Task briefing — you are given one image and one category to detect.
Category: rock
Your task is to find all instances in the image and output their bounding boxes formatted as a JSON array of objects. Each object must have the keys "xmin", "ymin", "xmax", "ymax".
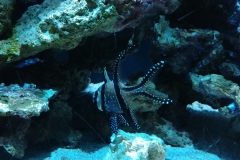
[
  {"xmin": 189, "ymin": 73, "xmax": 240, "ymax": 106},
  {"xmin": 113, "ymin": 0, "xmax": 180, "ymax": 29},
  {"xmin": 0, "ymin": 119, "xmax": 30, "ymax": 158},
  {"xmin": 0, "ymin": 0, "xmax": 15, "ymax": 36},
  {"xmin": 232, "ymin": 116, "xmax": 240, "ymax": 133},
  {"xmin": 0, "ymin": 0, "xmax": 181, "ymax": 65},
  {"xmin": 110, "ymin": 130, "xmax": 165, "ymax": 160},
  {"xmin": 0, "ymin": 83, "xmax": 56, "ymax": 118},
  {"xmin": 219, "ymin": 62, "xmax": 240, "ymax": 77},
  {"xmin": 154, "ymin": 119, "xmax": 192, "ymax": 147},
  {"xmin": 47, "ymin": 101, "xmax": 82, "ymax": 148},
  {"xmin": 186, "ymin": 101, "xmax": 220, "ymax": 117},
  {"xmin": 189, "ymin": 73, "xmax": 240, "ymax": 118},
  {"xmin": 218, "ymin": 102, "xmax": 240, "ymax": 118},
  {"xmin": 187, "ymin": 100, "xmax": 240, "ymax": 120},
  {"xmin": 0, "ymin": 0, "xmax": 119, "ymax": 64},
  {"xmin": 153, "ymin": 16, "xmax": 223, "ymax": 74}
]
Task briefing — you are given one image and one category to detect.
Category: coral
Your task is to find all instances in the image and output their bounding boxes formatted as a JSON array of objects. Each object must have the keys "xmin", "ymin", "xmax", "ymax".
[{"xmin": 0, "ymin": 83, "xmax": 56, "ymax": 118}]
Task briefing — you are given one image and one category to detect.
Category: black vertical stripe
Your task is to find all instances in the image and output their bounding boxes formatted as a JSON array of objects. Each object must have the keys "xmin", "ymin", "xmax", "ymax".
[
  {"xmin": 101, "ymin": 83, "xmax": 106, "ymax": 112},
  {"xmin": 93, "ymin": 91, "xmax": 98, "ymax": 106},
  {"xmin": 113, "ymin": 81, "xmax": 131, "ymax": 120}
]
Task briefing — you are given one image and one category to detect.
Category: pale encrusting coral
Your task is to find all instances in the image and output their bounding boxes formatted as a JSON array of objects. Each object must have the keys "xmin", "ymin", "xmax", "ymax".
[{"xmin": 0, "ymin": 83, "xmax": 55, "ymax": 118}]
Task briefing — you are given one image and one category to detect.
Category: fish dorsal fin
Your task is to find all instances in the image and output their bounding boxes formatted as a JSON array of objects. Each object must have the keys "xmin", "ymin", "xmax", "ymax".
[{"xmin": 103, "ymin": 67, "xmax": 111, "ymax": 83}]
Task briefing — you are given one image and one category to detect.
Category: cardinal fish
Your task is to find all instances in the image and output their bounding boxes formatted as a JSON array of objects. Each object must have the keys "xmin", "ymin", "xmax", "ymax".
[{"xmin": 93, "ymin": 50, "xmax": 172, "ymax": 134}]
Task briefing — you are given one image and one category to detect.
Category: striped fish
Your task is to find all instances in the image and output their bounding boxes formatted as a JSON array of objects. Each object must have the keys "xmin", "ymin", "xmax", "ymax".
[{"xmin": 93, "ymin": 50, "xmax": 172, "ymax": 134}]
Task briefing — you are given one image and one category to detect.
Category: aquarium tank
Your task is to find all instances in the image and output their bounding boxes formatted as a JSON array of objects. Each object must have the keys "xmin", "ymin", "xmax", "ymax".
[{"xmin": 0, "ymin": 0, "xmax": 240, "ymax": 159}]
